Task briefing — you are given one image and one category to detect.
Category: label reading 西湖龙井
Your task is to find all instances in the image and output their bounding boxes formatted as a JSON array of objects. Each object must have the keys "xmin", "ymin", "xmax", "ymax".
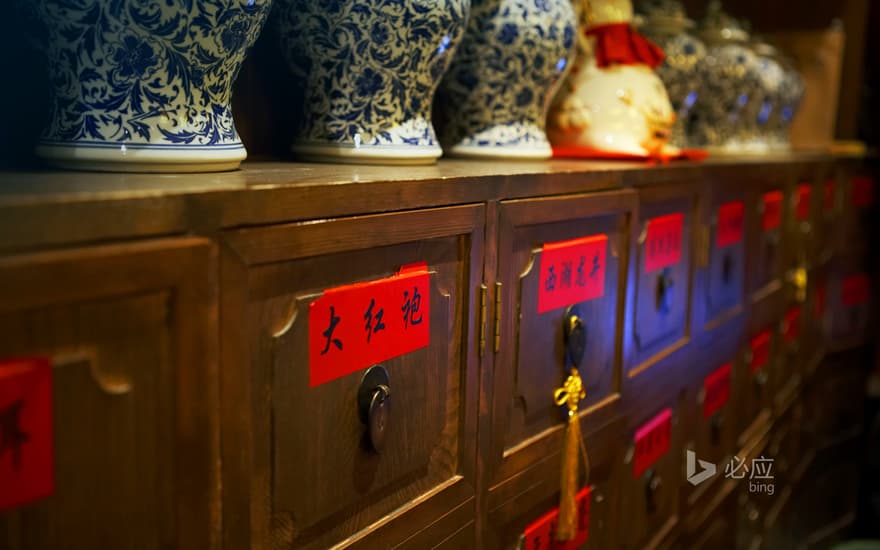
[
  {"xmin": 538, "ymin": 234, "xmax": 607, "ymax": 314},
  {"xmin": 308, "ymin": 263, "xmax": 430, "ymax": 387}
]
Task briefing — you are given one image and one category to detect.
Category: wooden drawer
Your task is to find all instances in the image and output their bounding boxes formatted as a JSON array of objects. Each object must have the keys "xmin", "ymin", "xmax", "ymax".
[
  {"xmin": 803, "ymin": 356, "xmax": 867, "ymax": 449},
  {"xmin": 738, "ymin": 301, "xmax": 781, "ymax": 442},
  {"xmin": 839, "ymin": 172, "xmax": 875, "ymax": 256},
  {"xmin": 828, "ymin": 257, "xmax": 872, "ymax": 349},
  {"xmin": 219, "ymin": 205, "xmax": 484, "ymax": 549},
  {"xmin": 699, "ymin": 186, "xmax": 746, "ymax": 332},
  {"xmin": 682, "ymin": 489, "xmax": 737, "ymax": 550},
  {"xmin": 629, "ymin": 186, "xmax": 695, "ymax": 373},
  {"xmin": 486, "ymin": 191, "xmax": 633, "ymax": 496},
  {"xmin": 747, "ymin": 185, "xmax": 786, "ymax": 300},
  {"xmin": 493, "ymin": 420, "xmax": 625, "ymax": 550},
  {"xmin": 687, "ymin": 364, "xmax": 736, "ymax": 509},
  {"xmin": 0, "ymin": 239, "xmax": 219, "ymax": 549},
  {"xmin": 816, "ymin": 177, "xmax": 839, "ymax": 262},
  {"xmin": 787, "ymin": 180, "xmax": 816, "ymax": 270},
  {"xmin": 619, "ymin": 403, "xmax": 683, "ymax": 549}
]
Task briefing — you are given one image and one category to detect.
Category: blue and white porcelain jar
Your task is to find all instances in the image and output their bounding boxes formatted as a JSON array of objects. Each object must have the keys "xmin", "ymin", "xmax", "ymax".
[
  {"xmin": 277, "ymin": 0, "xmax": 469, "ymax": 165},
  {"xmin": 34, "ymin": 0, "xmax": 272, "ymax": 172},
  {"xmin": 435, "ymin": 0, "xmax": 576, "ymax": 159}
]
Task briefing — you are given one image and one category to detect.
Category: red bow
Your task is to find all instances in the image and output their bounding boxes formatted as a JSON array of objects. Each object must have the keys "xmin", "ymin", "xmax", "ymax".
[{"xmin": 585, "ymin": 23, "xmax": 665, "ymax": 69}]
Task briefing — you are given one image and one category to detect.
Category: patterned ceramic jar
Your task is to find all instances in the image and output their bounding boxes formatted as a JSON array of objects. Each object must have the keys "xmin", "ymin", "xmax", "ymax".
[
  {"xmin": 770, "ymin": 55, "xmax": 804, "ymax": 150},
  {"xmin": 34, "ymin": 0, "xmax": 272, "ymax": 172},
  {"xmin": 435, "ymin": 0, "xmax": 576, "ymax": 159},
  {"xmin": 277, "ymin": 0, "xmax": 469, "ymax": 165},
  {"xmin": 689, "ymin": 1, "xmax": 761, "ymax": 151},
  {"xmin": 637, "ymin": 0, "xmax": 706, "ymax": 149},
  {"xmin": 746, "ymin": 41, "xmax": 786, "ymax": 152}
]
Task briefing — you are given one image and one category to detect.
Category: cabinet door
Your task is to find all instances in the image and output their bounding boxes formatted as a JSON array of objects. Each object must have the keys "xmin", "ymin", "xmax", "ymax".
[
  {"xmin": 484, "ymin": 190, "xmax": 634, "ymax": 547},
  {"xmin": 698, "ymin": 184, "xmax": 746, "ymax": 333},
  {"xmin": 0, "ymin": 239, "xmax": 219, "ymax": 550},
  {"xmin": 220, "ymin": 205, "xmax": 484, "ymax": 549},
  {"xmin": 629, "ymin": 185, "xmax": 696, "ymax": 374},
  {"xmin": 747, "ymin": 185, "xmax": 786, "ymax": 300}
]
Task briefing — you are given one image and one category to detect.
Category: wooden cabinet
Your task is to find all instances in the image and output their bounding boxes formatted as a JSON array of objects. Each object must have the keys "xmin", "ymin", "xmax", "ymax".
[
  {"xmin": 218, "ymin": 205, "xmax": 484, "ymax": 549},
  {"xmin": 0, "ymin": 239, "xmax": 219, "ymax": 550},
  {"xmin": 484, "ymin": 190, "xmax": 633, "ymax": 547},
  {"xmin": 0, "ymin": 154, "xmax": 873, "ymax": 549}
]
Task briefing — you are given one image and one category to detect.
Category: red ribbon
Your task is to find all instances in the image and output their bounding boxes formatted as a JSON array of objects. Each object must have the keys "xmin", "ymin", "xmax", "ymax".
[{"xmin": 585, "ymin": 23, "xmax": 665, "ymax": 69}]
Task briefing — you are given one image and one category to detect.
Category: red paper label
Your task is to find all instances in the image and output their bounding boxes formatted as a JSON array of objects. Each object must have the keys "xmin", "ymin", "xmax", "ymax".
[
  {"xmin": 823, "ymin": 180, "xmax": 836, "ymax": 213},
  {"xmin": 703, "ymin": 363, "xmax": 731, "ymax": 418},
  {"xmin": 852, "ymin": 176, "xmax": 875, "ymax": 208},
  {"xmin": 750, "ymin": 330, "xmax": 771, "ymax": 373},
  {"xmin": 644, "ymin": 213, "xmax": 684, "ymax": 273},
  {"xmin": 0, "ymin": 357, "xmax": 53, "ymax": 512},
  {"xmin": 521, "ymin": 486, "xmax": 591, "ymax": 550},
  {"xmin": 538, "ymin": 235, "xmax": 607, "ymax": 314},
  {"xmin": 841, "ymin": 274, "xmax": 871, "ymax": 307},
  {"xmin": 716, "ymin": 201, "xmax": 744, "ymax": 248},
  {"xmin": 784, "ymin": 307, "xmax": 801, "ymax": 344},
  {"xmin": 796, "ymin": 184, "xmax": 812, "ymax": 220},
  {"xmin": 762, "ymin": 191, "xmax": 783, "ymax": 232},
  {"xmin": 634, "ymin": 408, "xmax": 672, "ymax": 478},
  {"xmin": 308, "ymin": 263, "xmax": 430, "ymax": 387}
]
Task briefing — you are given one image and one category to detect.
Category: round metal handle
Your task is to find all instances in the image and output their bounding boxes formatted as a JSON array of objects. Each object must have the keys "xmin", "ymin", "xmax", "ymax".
[
  {"xmin": 358, "ymin": 366, "xmax": 391, "ymax": 452},
  {"xmin": 721, "ymin": 253, "xmax": 734, "ymax": 285}
]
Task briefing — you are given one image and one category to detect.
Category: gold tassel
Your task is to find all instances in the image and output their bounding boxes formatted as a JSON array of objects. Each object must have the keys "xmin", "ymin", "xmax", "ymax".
[{"xmin": 553, "ymin": 367, "xmax": 586, "ymax": 541}]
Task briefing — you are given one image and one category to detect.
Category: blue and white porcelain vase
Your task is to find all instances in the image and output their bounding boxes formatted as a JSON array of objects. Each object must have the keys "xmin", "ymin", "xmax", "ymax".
[
  {"xmin": 436, "ymin": 0, "xmax": 576, "ymax": 159},
  {"xmin": 277, "ymin": 0, "xmax": 469, "ymax": 165},
  {"xmin": 34, "ymin": 0, "xmax": 272, "ymax": 173}
]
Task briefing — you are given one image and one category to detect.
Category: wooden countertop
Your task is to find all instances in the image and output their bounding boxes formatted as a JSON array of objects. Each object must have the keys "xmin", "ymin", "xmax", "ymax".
[{"xmin": 0, "ymin": 152, "xmax": 864, "ymax": 253}]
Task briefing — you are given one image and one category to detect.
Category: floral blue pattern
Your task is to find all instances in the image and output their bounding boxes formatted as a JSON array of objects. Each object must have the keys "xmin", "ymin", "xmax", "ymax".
[
  {"xmin": 36, "ymin": 0, "xmax": 271, "ymax": 150},
  {"xmin": 436, "ymin": 0, "xmax": 576, "ymax": 156},
  {"xmin": 276, "ymin": 0, "xmax": 469, "ymax": 151}
]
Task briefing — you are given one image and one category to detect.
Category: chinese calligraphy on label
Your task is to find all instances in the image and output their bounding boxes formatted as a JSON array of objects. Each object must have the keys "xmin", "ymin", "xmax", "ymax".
[
  {"xmin": 749, "ymin": 330, "xmax": 771, "ymax": 373},
  {"xmin": 308, "ymin": 263, "xmax": 430, "ymax": 387},
  {"xmin": 644, "ymin": 213, "xmax": 684, "ymax": 273},
  {"xmin": 633, "ymin": 408, "xmax": 672, "ymax": 478},
  {"xmin": 538, "ymin": 234, "xmax": 607, "ymax": 314},
  {"xmin": 0, "ymin": 357, "xmax": 53, "ymax": 512},
  {"xmin": 703, "ymin": 363, "xmax": 731, "ymax": 418},
  {"xmin": 761, "ymin": 191, "xmax": 783, "ymax": 232},
  {"xmin": 716, "ymin": 201, "xmax": 744, "ymax": 248},
  {"xmin": 796, "ymin": 184, "xmax": 812, "ymax": 221}
]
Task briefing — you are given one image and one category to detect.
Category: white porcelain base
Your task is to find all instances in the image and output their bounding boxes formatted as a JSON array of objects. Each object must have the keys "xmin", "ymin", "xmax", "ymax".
[
  {"xmin": 36, "ymin": 141, "xmax": 246, "ymax": 173},
  {"xmin": 291, "ymin": 141, "xmax": 441, "ymax": 166},
  {"xmin": 447, "ymin": 141, "xmax": 552, "ymax": 160}
]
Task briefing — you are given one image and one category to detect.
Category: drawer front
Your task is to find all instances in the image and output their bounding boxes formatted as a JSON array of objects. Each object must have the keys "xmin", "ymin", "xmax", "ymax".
[
  {"xmin": 631, "ymin": 190, "xmax": 694, "ymax": 372},
  {"xmin": 829, "ymin": 260, "xmax": 872, "ymax": 348},
  {"xmin": 220, "ymin": 206, "xmax": 484, "ymax": 549},
  {"xmin": 619, "ymin": 404, "xmax": 682, "ymax": 549},
  {"xmin": 489, "ymin": 191, "xmax": 633, "ymax": 488},
  {"xmin": 788, "ymin": 181, "xmax": 815, "ymax": 269},
  {"xmin": 817, "ymin": 177, "xmax": 839, "ymax": 260},
  {"xmin": 702, "ymin": 191, "xmax": 746, "ymax": 328},
  {"xmin": 840, "ymin": 173, "xmax": 875, "ymax": 255},
  {"xmin": 493, "ymin": 420, "xmax": 624, "ymax": 550},
  {"xmin": 748, "ymin": 187, "xmax": 785, "ymax": 298},
  {"xmin": 0, "ymin": 239, "xmax": 218, "ymax": 550},
  {"xmin": 738, "ymin": 296, "xmax": 781, "ymax": 441}
]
